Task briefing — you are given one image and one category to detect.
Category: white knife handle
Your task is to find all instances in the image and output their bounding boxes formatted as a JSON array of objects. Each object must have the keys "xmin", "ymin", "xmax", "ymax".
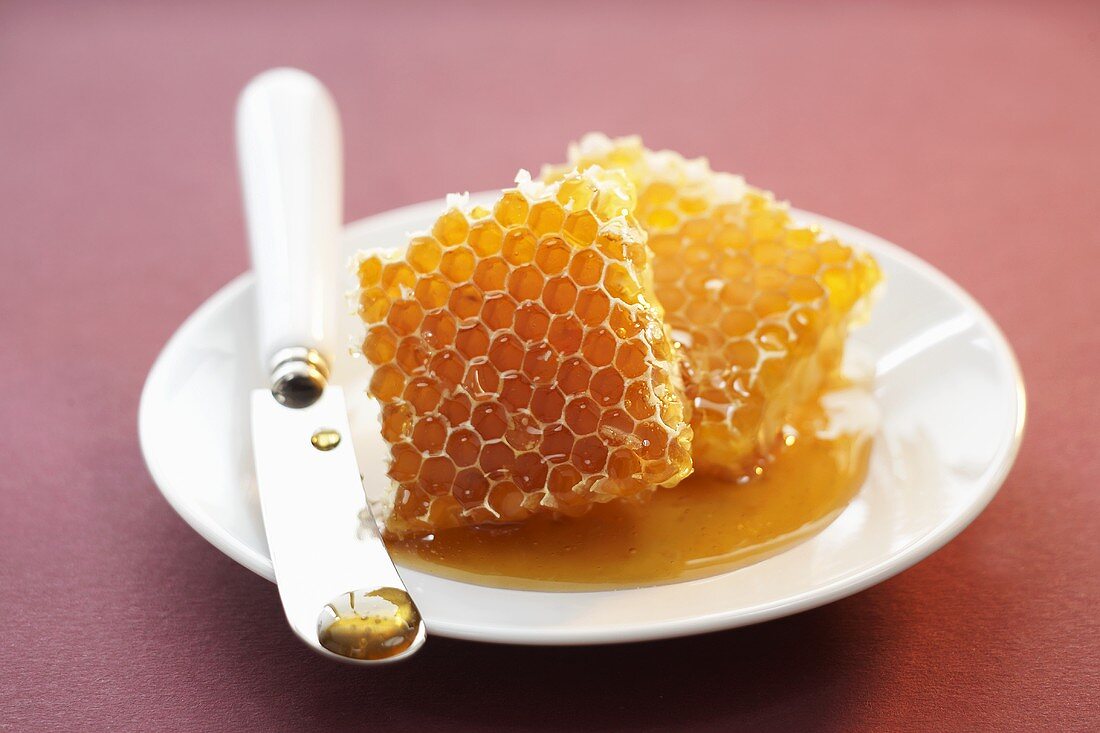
[{"xmin": 236, "ymin": 68, "xmax": 343, "ymax": 407}]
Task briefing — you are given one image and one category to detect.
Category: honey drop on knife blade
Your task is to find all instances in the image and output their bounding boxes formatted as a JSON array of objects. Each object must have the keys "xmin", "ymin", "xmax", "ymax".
[
  {"xmin": 311, "ymin": 428, "xmax": 341, "ymax": 451},
  {"xmin": 317, "ymin": 587, "xmax": 421, "ymax": 661}
]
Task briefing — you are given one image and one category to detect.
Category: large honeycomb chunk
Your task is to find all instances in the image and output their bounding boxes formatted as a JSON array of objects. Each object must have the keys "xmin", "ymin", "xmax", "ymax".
[
  {"xmin": 543, "ymin": 134, "xmax": 880, "ymax": 480},
  {"xmin": 356, "ymin": 168, "xmax": 693, "ymax": 535}
]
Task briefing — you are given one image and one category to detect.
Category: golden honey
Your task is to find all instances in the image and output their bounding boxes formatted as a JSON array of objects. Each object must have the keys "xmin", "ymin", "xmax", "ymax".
[
  {"xmin": 543, "ymin": 134, "xmax": 881, "ymax": 480},
  {"xmin": 355, "ymin": 136, "xmax": 882, "ymax": 561},
  {"xmin": 387, "ymin": 397, "xmax": 872, "ymax": 590},
  {"xmin": 317, "ymin": 587, "xmax": 421, "ymax": 660},
  {"xmin": 356, "ymin": 169, "xmax": 694, "ymax": 536}
]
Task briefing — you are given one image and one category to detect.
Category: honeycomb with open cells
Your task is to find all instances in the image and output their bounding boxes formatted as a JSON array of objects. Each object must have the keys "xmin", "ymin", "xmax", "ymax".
[
  {"xmin": 543, "ymin": 134, "xmax": 881, "ymax": 480},
  {"xmin": 356, "ymin": 168, "xmax": 694, "ymax": 535}
]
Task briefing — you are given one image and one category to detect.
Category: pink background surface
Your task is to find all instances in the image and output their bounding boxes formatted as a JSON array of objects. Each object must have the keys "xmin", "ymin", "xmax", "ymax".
[{"xmin": 2, "ymin": 1, "xmax": 1098, "ymax": 730}]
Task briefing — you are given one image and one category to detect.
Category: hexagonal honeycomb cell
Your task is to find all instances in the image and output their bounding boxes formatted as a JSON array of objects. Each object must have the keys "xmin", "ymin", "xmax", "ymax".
[
  {"xmin": 543, "ymin": 133, "xmax": 880, "ymax": 479},
  {"xmin": 356, "ymin": 167, "xmax": 693, "ymax": 535}
]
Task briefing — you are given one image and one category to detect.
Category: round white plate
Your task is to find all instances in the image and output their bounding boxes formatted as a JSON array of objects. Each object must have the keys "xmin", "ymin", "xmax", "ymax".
[{"xmin": 139, "ymin": 194, "xmax": 1025, "ymax": 645}]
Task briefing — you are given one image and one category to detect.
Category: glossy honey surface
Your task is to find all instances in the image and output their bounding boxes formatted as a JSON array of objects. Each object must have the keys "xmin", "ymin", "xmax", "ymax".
[{"xmin": 388, "ymin": 419, "xmax": 872, "ymax": 591}]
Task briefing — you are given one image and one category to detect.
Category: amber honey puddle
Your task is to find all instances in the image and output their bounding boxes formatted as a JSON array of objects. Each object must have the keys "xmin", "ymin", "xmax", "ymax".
[{"xmin": 387, "ymin": 428, "xmax": 872, "ymax": 591}]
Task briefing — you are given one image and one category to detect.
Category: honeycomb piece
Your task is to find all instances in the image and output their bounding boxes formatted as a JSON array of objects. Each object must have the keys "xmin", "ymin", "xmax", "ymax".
[
  {"xmin": 356, "ymin": 168, "xmax": 693, "ymax": 535},
  {"xmin": 543, "ymin": 134, "xmax": 880, "ymax": 479}
]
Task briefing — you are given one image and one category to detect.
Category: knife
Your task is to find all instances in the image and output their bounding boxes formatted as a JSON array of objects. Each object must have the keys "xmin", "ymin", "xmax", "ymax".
[{"xmin": 237, "ymin": 67, "xmax": 426, "ymax": 664}]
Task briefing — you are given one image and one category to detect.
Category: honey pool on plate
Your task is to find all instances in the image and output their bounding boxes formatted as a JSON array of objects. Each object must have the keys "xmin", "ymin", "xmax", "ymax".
[{"xmin": 387, "ymin": 398, "xmax": 873, "ymax": 591}]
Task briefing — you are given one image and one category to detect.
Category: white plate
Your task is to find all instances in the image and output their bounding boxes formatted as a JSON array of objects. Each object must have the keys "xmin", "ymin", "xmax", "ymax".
[{"xmin": 139, "ymin": 194, "xmax": 1025, "ymax": 645}]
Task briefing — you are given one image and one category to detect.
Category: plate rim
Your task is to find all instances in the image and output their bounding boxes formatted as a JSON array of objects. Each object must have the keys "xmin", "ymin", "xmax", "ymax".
[{"xmin": 139, "ymin": 197, "xmax": 1027, "ymax": 645}]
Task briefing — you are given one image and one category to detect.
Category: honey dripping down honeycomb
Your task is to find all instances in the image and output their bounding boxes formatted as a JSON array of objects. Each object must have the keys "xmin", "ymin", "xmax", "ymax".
[
  {"xmin": 355, "ymin": 167, "xmax": 693, "ymax": 536},
  {"xmin": 543, "ymin": 134, "xmax": 881, "ymax": 480}
]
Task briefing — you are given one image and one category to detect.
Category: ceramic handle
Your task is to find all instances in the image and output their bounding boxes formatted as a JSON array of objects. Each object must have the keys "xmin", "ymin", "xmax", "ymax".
[{"xmin": 236, "ymin": 68, "xmax": 343, "ymax": 383}]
